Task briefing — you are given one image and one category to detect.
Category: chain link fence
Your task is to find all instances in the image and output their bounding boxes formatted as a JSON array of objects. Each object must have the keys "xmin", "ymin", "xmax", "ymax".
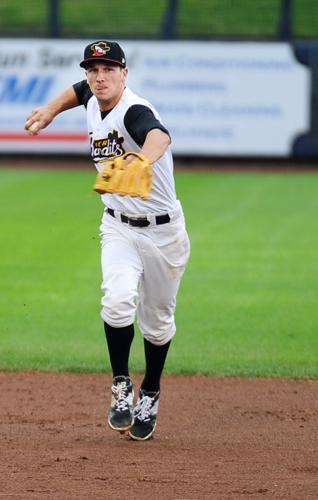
[{"xmin": 0, "ymin": 0, "xmax": 317, "ymax": 39}]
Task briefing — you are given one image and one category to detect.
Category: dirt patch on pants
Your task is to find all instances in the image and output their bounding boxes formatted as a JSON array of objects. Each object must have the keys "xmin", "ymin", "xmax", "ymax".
[{"xmin": 0, "ymin": 372, "xmax": 317, "ymax": 499}]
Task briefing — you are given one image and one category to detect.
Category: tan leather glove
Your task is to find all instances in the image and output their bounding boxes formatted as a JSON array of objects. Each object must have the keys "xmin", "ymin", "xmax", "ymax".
[{"xmin": 94, "ymin": 152, "xmax": 153, "ymax": 200}]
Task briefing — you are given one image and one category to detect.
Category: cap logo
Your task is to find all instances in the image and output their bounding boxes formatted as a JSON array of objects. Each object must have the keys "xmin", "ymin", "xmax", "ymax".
[{"xmin": 90, "ymin": 42, "xmax": 110, "ymax": 57}]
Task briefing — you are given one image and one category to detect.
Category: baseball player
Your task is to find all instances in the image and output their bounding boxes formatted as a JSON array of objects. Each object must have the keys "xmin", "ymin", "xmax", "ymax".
[{"xmin": 25, "ymin": 40, "xmax": 190, "ymax": 441}]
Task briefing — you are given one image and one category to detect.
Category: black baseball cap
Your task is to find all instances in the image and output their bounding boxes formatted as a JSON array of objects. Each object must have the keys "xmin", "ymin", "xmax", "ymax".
[{"xmin": 80, "ymin": 40, "xmax": 126, "ymax": 69}]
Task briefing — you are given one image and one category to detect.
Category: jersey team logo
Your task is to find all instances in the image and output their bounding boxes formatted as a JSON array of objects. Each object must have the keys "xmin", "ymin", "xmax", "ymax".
[
  {"xmin": 90, "ymin": 130, "xmax": 125, "ymax": 163},
  {"xmin": 91, "ymin": 42, "xmax": 110, "ymax": 57}
]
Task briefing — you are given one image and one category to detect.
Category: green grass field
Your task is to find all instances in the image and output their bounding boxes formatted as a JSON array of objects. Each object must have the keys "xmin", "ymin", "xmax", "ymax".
[
  {"xmin": 1, "ymin": 0, "xmax": 318, "ymax": 38},
  {"xmin": 1, "ymin": 167, "xmax": 318, "ymax": 377}
]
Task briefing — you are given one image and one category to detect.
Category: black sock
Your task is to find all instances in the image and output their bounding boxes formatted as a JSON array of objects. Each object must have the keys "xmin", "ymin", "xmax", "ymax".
[
  {"xmin": 141, "ymin": 338, "xmax": 171, "ymax": 393},
  {"xmin": 104, "ymin": 322, "xmax": 134, "ymax": 378}
]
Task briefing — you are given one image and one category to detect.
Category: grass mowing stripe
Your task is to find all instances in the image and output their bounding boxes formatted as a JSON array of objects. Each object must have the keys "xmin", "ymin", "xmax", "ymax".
[{"xmin": 0, "ymin": 169, "xmax": 317, "ymax": 377}]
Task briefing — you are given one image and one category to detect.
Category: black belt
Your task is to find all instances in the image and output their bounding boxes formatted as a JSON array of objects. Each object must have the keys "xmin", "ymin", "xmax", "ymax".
[{"xmin": 107, "ymin": 208, "xmax": 170, "ymax": 227}]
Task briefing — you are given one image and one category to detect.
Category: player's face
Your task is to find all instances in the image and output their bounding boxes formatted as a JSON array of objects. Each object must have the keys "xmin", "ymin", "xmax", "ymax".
[{"xmin": 86, "ymin": 62, "xmax": 128, "ymax": 111}]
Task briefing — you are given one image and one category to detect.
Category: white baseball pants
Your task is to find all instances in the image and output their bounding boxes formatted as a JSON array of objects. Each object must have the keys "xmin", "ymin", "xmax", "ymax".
[{"xmin": 99, "ymin": 203, "xmax": 190, "ymax": 345}]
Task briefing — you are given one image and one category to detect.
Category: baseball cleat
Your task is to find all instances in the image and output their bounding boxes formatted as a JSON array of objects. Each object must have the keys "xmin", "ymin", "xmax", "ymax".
[
  {"xmin": 128, "ymin": 389, "xmax": 160, "ymax": 441},
  {"xmin": 108, "ymin": 376, "xmax": 134, "ymax": 432}
]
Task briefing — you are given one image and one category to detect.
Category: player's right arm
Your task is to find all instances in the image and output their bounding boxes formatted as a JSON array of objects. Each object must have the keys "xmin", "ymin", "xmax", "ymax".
[{"xmin": 24, "ymin": 86, "xmax": 80, "ymax": 135}]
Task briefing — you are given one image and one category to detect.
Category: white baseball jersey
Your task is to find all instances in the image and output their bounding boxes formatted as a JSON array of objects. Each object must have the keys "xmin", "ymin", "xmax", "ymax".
[{"xmin": 86, "ymin": 87, "xmax": 178, "ymax": 215}]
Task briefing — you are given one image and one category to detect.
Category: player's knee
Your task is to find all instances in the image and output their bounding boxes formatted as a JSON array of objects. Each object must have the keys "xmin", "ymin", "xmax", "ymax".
[
  {"xmin": 137, "ymin": 300, "xmax": 177, "ymax": 345},
  {"xmin": 137, "ymin": 309, "xmax": 176, "ymax": 346},
  {"xmin": 101, "ymin": 292, "xmax": 136, "ymax": 328}
]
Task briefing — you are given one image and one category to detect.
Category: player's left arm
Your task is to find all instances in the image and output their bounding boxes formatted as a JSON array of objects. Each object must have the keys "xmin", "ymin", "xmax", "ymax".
[
  {"xmin": 124, "ymin": 104, "xmax": 171, "ymax": 164},
  {"xmin": 137, "ymin": 128, "xmax": 171, "ymax": 163}
]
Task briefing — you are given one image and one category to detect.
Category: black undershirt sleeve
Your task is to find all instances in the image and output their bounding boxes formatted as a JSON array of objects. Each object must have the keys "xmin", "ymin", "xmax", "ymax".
[
  {"xmin": 124, "ymin": 105, "xmax": 170, "ymax": 147},
  {"xmin": 73, "ymin": 80, "xmax": 92, "ymax": 108}
]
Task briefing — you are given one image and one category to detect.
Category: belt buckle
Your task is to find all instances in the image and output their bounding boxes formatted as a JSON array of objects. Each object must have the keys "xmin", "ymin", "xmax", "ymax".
[{"xmin": 129, "ymin": 216, "xmax": 150, "ymax": 227}]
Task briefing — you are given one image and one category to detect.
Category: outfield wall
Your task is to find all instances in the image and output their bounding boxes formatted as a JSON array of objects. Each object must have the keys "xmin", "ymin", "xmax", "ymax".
[{"xmin": 0, "ymin": 39, "xmax": 311, "ymax": 157}]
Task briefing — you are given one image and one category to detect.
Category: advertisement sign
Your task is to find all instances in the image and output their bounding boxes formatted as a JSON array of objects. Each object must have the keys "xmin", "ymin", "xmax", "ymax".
[{"xmin": 0, "ymin": 39, "xmax": 310, "ymax": 156}]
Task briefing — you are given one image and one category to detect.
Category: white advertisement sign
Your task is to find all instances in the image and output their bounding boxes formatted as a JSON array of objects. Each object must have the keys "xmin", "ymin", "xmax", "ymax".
[{"xmin": 0, "ymin": 39, "xmax": 310, "ymax": 156}]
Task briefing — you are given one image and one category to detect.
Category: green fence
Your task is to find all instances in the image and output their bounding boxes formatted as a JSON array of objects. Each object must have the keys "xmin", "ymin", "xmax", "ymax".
[{"xmin": 0, "ymin": 0, "xmax": 317, "ymax": 40}]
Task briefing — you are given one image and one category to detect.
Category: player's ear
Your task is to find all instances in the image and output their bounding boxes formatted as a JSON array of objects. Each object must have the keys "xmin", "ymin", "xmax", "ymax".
[{"xmin": 122, "ymin": 68, "xmax": 128, "ymax": 82}]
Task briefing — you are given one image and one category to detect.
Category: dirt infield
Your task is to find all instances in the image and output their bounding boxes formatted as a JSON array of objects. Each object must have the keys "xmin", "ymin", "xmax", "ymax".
[{"xmin": 1, "ymin": 373, "xmax": 317, "ymax": 499}]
